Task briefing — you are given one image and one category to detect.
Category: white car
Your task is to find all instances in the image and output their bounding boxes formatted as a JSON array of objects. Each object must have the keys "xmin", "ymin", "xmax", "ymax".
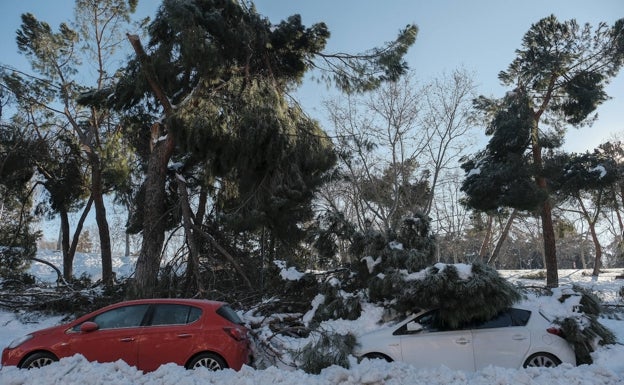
[{"xmin": 355, "ymin": 306, "xmax": 576, "ymax": 370}]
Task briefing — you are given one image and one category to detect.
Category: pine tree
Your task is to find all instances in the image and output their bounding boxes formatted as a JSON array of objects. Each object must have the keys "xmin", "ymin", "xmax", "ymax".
[
  {"xmin": 546, "ymin": 150, "xmax": 618, "ymax": 275},
  {"xmin": 91, "ymin": 0, "xmax": 417, "ymax": 298},
  {"xmin": 4, "ymin": 0, "xmax": 139, "ymax": 285},
  {"xmin": 462, "ymin": 16, "xmax": 624, "ymax": 287},
  {"xmin": 0, "ymin": 125, "xmax": 41, "ymax": 279}
]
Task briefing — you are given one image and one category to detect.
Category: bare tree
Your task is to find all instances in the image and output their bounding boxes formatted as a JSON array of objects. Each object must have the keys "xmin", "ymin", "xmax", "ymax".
[
  {"xmin": 322, "ymin": 69, "xmax": 477, "ymax": 246},
  {"xmin": 421, "ymin": 68, "xmax": 478, "ymax": 216},
  {"xmin": 324, "ymin": 72, "xmax": 426, "ymax": 235}
]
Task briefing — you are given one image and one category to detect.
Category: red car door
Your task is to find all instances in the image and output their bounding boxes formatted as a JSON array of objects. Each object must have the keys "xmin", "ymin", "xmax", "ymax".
[
  {"xmin": 67, "ymin": 304, "xmax": 149, "ymax": 368},
  {"xmin": 137, "ymin": 304, "xmax": 203, "ymax": 372}
]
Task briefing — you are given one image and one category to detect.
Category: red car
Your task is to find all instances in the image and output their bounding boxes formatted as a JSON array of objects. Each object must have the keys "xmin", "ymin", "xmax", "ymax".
[{"xmin": 1, "ymin": 298, "xmax": 251, "ymax": 372}]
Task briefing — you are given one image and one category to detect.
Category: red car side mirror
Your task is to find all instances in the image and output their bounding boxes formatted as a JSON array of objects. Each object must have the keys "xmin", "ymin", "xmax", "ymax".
[{"xmin": 80, "ymin": 321, "xmax": 99, "ymax": 333}]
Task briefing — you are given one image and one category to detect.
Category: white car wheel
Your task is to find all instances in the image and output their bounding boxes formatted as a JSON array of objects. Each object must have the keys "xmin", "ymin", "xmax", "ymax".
[{"xmin": 523, "ymin": 352, "xmax": 561, "ymax": 368}]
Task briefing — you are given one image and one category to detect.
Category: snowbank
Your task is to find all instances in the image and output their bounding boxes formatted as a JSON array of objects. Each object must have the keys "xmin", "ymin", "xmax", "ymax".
[
  {"xmin": 1, "ymin": 353, "xmax": 623, "ymax": 385},
  {"xmin": 1, "ymin": 267, "xmax": 623, "ymax": 384}
]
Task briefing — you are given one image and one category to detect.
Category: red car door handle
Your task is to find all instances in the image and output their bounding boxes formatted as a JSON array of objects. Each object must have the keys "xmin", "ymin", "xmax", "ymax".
[
  {"xmin": 177, "ymin": 334, "xmax": 192, "ymax": 338},
  {"xmin": 120, "ymin": 337, "xmax": 135, "ymax": 342}
]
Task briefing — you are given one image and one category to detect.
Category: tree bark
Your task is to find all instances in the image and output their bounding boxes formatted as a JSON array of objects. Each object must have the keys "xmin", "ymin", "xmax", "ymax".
[
  {"xmin": 127, "ymin": 34, "xmax": 176, "ymax": 298},
  {"xmin": 131, "ymin": 125, "xmax": 173, "ymax": 298},
  {"xmin": 578, "ymin": 230, "xmax": 588, "ymax": 269},
  {"xmin": 125, "ymin": 232, "xmax": 131, "ymax": 257},
  {"xmin": 68, "ymin": 197, "xmax": 93, "ymax": 265},
  {"xmin": 60, "ymin": 197, "xmax": 94, "ymax": 281},
  {"xmin": 91, "ymin": 163, "xmax": 113, "ymax": 286},
  {"xmin": 487, "ymin": 209, "xmax": 517, "ymax": 266},
  {"xmin": 540, "ymin": 199, "xmax": 559, "ymax": 288},
  {"xmin": 531, "ymin": 105, "xmax": 558, "ymax": 287},
  {"xmin": 176, "ymin": 174, "xmax": 204, "ymax": 296},
  {"xmin": 577, "ymin": 194, "xmax": 603, "ymax": 277},
  {"xmin": 478, "ymin": 214, "xmax": 493, "ymax": 262},
  {"xmin": 589, "ymin": 221, "xmax": 602, "ymax": 277},
  {"xmin": 60, "ymin": 209, "xmax": 72, "ymax": 280}
]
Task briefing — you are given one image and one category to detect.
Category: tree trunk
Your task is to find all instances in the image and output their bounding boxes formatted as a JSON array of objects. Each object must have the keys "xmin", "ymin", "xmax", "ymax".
[
  {"xmin": 125, "ymin": 232, "xmax": 131, "ymax": 257},
  {"xmin": 68, "ymin": 197, "xmax": 94, "ymax": 265},
  {"xmin": 176, "ymin": 174, "xmax": 203, "ymax": 296},
  {"xmin": 540, "ymin": 200, "xmax": 558, "ymax": 288},
  {"xmin": 580, "ymin": 232, "xmax": 588, "ymax": 269},
  {"xmin": 60, "ymin": 197, "xmax": 95, "ymax": 281},
  {"xmin": 478, "ymin": 215, "xmax": 493, "ymax": 262},
  {"xmin": 531, "ymin": 114, "xmax": 558, "ymax": 287},
  {"xmin": 487, "ymin": 209, "xmax": 517, "ymax": 266},
  {"xmin": 60, "ymin": 209, "xmax": 72, "ymax": 280},
  {"xmin": 588, "ymin": 222, "xmax": 602, "ymax": 277},
  {"xmin": 132, "ymin": 135, "xmax": 172, "ymax": 298},
  {"xmin": 613, "ymin": 189, "xmax": 624, "ymax": 236},
  {"xmin": 91, "ymin": 163, "xmax": 113, "ymax": 286},
  {"xmin": 56, "ymin": 226, "xmax": 62, "ymax": 251},
  {"xmin": 127, "ymin": 34, "xmax": 176, "ymax": 298}
]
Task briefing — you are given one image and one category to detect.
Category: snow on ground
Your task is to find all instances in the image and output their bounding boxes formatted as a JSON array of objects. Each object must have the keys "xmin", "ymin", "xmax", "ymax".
[
  {"xmin": 28, "ymin": 250, "xmax": 136, "ymax": 283},
  {"xmin": 0, "ymin": 265, "xmax": 623, "ymax": 384}
]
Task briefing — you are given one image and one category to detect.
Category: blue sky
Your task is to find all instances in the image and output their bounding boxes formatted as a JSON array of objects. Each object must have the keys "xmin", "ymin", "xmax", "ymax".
[{"xmin": 1, "ymin": 0, "xmax": 623, "ymax": 152}]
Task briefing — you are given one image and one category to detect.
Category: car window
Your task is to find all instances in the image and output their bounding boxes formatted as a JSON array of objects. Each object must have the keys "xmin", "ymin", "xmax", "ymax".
[
  {"xmin": 473, "ymin": 310, "xmax": 513, "ymax": 329},
  {"xmin": 416, "ymin": 311, "xmax": 440, "ymax": 331},
  {"xmin": 394, "ymin": 310, "xmax": 444, "ymax": 335},
  {"xmin": 216, "ymin": 305, "xmax": 243, "ymax": 325},
  {"xmin": 150, "ymin": 304, "xmax": 202, "ymax": 326},
  {"xmin": 509, "ymin": 308, "xmax": 531, "ymax": 326},
  {"xmin": 472, "ymin": 308, "xmax": 531, "ymax": 329},
  {"xmin": 90, "ymin": 304, "xmax": 150, "ymax": 330}
]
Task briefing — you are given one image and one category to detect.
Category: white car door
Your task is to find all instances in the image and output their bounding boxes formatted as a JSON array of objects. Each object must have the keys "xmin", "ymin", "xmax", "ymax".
[
  {"xmin": 471, "ymin": 308, "xmax": 531, "ymax": 369},
  {"xmin": 398, "ymin": 311, "xmax": 475, "ymax": 371}
]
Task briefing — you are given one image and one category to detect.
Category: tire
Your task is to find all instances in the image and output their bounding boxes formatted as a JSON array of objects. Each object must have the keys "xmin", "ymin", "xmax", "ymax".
[
  {"xmin": 20, "ymin": 352, "xmax": 58, "ymax": 369},
  {"xmin": 363, "ymin": 353, "xmax": 392, "ymax": 362},
  {"xmin": 523, "ymin": 352, "xmax": 562, "ymax": 368},
  {"xmin": 187, "ymin": 352, "xmax": 227, "ymax": 370}
]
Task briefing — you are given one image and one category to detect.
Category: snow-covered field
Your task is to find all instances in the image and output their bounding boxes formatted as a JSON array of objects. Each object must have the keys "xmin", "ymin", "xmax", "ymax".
[{"xmin": 1, "ymin": 259, "xmax": 623, "ymax": 384}]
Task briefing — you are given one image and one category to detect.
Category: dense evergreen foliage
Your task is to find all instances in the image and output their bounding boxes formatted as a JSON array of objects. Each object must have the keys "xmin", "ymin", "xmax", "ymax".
[
  {"xmin": 551, "ymin": 285, "xmax": 616, "ymax": 365},
  {"xmin": 75, "ymin": 0, "xmax": 418, "ymax": 297},
  {"xmin": 298, "ymin": 332, "xmax": 357, "ymax": 374},
  {"xmin": 462, "ymin": 15, "xmax": 624, "ymax": 287}
]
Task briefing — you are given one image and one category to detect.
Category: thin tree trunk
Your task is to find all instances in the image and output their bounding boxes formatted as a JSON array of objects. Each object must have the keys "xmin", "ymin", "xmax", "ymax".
[
  {"xmin": 478, "ymin": 214, "xmax": 493, "ymax": 262},
  {"xmin": 61, "ymin": 197, "xmax": 95, "ymax": 282},
  {"xmin": 176, "ymin": 174, "xmax": 203, "ymax": 296},
  {"xmin": 487, "ymin": 209, "xmax": 517, "ymax": 265},
  {"xmin": 577, "ymin": 195, "xmax": 603, "ymax": 277},
  {"xmin": 68, "ymin": 197, "xmax": 94, "ymax": 264},
  {"xmin": 580, "ymin": 232, "xmax": 588, "ymax": 269},
  {"xmin": 195, "ymin": 227, "xmax": 253, "ymax": 289},
  {"xmin": 56, "ymin": 226, "xmax": 62, "ymax": 251},
  {"xmin": 60, "ymin": 209, "xmax": 72, "ymax": 280},
  {"xmin": 125, "ymin": 232, "xmax": 130, "ymax": 257},
  {"xmin": 613, "ymin": 188, "xmax": 624, "ymax": 235},
  {"xmin": 589, "ymin": 222, "xmax": 602, "ymax": 277},
  {"xmin": 31, "ymin": 257, "xmax": 68, "ymax": 286}
]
